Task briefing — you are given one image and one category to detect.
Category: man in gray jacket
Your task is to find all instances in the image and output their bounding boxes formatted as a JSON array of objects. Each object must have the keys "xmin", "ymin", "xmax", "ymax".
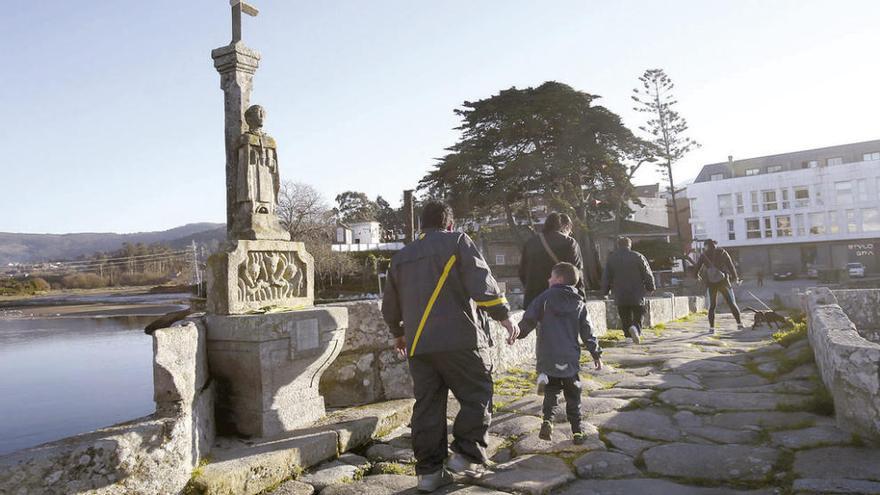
[
  {"xmin": 382, "ymin": 201, "xmax": 518, "ymax": 492},
  {"xmin": 600, "ymin": 237, "xmax": 655, "ymax": 344}
]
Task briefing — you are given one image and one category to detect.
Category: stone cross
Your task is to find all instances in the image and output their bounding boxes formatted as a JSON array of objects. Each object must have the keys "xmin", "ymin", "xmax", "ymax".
[{"xmin": 231, "ymin": 0, "xmax": 259, "ymax": 43}]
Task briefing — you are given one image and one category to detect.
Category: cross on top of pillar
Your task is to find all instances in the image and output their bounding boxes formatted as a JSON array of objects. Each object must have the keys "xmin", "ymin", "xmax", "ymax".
[{"xmin": 231, "ymin": 0, "xmax": 259, "ymax": 43}]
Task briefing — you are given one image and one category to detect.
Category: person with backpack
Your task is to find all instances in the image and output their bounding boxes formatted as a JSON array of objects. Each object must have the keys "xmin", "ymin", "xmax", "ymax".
[
  {"xmin": 600, "ymin": 237, "xmax": 655, "ymax": 344},
  {"xmin": 693, "ymin": 239, "xmax": 744, "ymax": 333},
  {"xmin": 519, "ymin": 212, "xmax": 584, "ymax": 309}
]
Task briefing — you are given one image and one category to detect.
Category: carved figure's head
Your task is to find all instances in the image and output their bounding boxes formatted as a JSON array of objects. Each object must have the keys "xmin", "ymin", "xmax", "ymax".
[{"xmin": 245, "ymin": 105, "xmax": 266, "ymax": 131}]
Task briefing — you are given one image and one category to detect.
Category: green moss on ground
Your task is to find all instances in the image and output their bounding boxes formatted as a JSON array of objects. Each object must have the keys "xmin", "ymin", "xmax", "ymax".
[{"xmin": 772, "ymin": 321, "xmax": 807, "ymax": 347}]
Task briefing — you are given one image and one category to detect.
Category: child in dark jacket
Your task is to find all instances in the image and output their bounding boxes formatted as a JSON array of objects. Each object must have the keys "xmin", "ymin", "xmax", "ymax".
[{"xmin": 518, "ymin": 262, "xmax": 603, "ymax": 444}]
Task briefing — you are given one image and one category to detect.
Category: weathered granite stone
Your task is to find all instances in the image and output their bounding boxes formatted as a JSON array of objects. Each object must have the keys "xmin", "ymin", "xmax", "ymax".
[
  {"xmin": 700, "ymin": 373, "xmax": 769, "ymax": 389},
  {"xmin": 770, "ymin": 425, "xmax": 853, "ymax": 449},
  {"xmin": 378, "ymin": 349, "xmax": 413, "ymax": 400},
  {"xmin": 270, "ymin": 480, "xmax": 315, "ymax": 495},
  {"xmin": 301, "ymin": 460, "xmax": 362, "ymax": 490},
  {"xmin": 658, "ymin": 388, "xmax": 808, "ymax": 412},
  {"xmin": 643, "ymin": 443, "xmax": 778, "ymax": 481},
  {"xmin": 613, "ymin": 373, "xmax": 701, "ymax": 390},
  {"xmin": 321, "ymin": 352, "xmax": 381, "ymax": 406},
  {"xmin": 684, "ymin": 425, "xmax": 761, "ymax": 444},
  {"xmin": 589, "ymin": 388, "xmax": 655, "ymax": 399},
  {"xmin": 513, "ymin": 424, "xmax": 604, "ymax": 455},
  {"xmin": 316, "ymin": 399, "xmax": 414, "ymax": 453},
  {"xmin": 793, "ymin": 478, "xmax": 880, "ymax": 494},
  {"xmin": 707, "ymin": 411, "xmax": 822, "ymax": 430},
  {"xmin": 592, "ymin": 410, "xmax": 681, "ymax": 442},
  {"xmin": 365, "ymin": 444, "xmax": 414, "ymax": 463},
  {"xmin": 603, "ymin": 431, "xmax": 658, "ymax": 457},
  {"xmin": 793, "ymin": 446, "xmax": 880, "ymax": 480},
  {"xmin": 207, "ymin": 239, "xmax": 313, "ymax": 315},
  {"xmin": 473, "ymin": 454, "xmax": 575, "ymax": 495},
  {"xmin": 320, "ymin": 474, "xmax": 417, "ymax": 495},
  {"xmin": 488, "ymin": 414, "xmax": 543, "ymax": 438},
  {"xmin": 555, "ymin": 479, "xmax": 773, "ymax": 495},
  {"xmin": 205, "ymin": 308, "xmax": 347, "ymax": 437},
  {"xmin": 573, "ymin": 451, "xmax": 640, "ymax": 479}
]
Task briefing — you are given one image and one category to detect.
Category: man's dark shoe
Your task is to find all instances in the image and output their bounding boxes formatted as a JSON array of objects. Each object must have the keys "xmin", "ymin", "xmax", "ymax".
[
  {"xmin": 417, "ymin": 468, "xmax": 453, "ymax": 492},
  {"xmin": 572, "ymin": 432, "xmax": 586, "ymax": 445},
  {"xmin": 539, "ymin": 420, "xmax": 553, "ymax": 440}
]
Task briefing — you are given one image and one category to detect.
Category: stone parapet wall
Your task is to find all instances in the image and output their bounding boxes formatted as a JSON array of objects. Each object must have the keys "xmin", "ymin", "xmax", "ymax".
[
  {"xmin": 604, "ymin": 295, "xmax": 704, "ymax": 330},
  {"xmin": 832, "ymin": 289, "xmax": 880, "ymax": 342},
  {"xmin": 801, "ymin": 288, "xmax": 880, "ymax": 441},
  {"xmin": 0, "ymin": 321, "xmax": 214, "ymax": 495}
]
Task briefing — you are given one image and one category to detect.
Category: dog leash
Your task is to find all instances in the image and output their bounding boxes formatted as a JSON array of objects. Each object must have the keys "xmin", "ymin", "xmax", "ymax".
[{"xmin": 747, "ymin": 291, "xmax": 773, "ymax": 311}]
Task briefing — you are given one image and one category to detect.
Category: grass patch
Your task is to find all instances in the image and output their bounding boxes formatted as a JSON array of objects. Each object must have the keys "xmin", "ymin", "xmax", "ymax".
[
  {"xmin": 600, "ymin": 329, "xmax": 626, "ymax": 348},
  {"xmin": 674, "ymin": 314, "xmax": 697, "ymax": 323},
  {"xmin": 494, "ymin": 368, "xmax": 537, "ymax": 399},
  {"xmin": 372, "ymin": 462, "xmax": 415, "ymax": 476},
  {"xmin": 651, "ymin": 323, "xmax": 667, "ymax": 337},
  {"xmin": 772, "ymin": 321, "xmax": 807, "ymax": 347}
]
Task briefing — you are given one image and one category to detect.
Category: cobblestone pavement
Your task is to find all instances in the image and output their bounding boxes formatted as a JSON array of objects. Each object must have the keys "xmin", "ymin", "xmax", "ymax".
[{"xmin": 272, "ymin": 313, "xmax": 880, "ymax": 495}]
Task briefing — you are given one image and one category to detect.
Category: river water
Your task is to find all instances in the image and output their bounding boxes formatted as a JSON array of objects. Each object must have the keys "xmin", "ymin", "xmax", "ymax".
[{"xmin": 0, "ymin": 293, "xmax": 188, "ymax": 455}]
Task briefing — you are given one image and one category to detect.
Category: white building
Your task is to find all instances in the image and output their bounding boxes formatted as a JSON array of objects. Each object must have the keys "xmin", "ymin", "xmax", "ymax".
[
  {"xmin": 332, "ymin": 221, "xmax": 404, "ymax": 253},
  {"xmin": 686, "ymin": 140, "xmax": 880, "ymax": 275},
  {"xmin": 629, "ymin": 184, "xmax": 670, "ymax": 228}
]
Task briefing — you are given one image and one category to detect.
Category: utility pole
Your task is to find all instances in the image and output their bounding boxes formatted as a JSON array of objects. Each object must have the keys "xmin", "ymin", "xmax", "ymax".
[{"xmin": 191, "ymin": 241, "xmax": 203, "ymax": 296}]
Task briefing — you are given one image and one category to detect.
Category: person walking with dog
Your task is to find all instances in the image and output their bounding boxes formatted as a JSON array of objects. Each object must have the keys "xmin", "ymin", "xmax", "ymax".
[
  {"xmin": 693, "ymin": 239, "xmax": 744, "ymax": 333},
  {"xmin": 519, "ymin": 212, "xmax": 584, "ymax": 309},
  {"xmin": 600, "ymin": 237, "xmax": 655, "ymax": 344}
]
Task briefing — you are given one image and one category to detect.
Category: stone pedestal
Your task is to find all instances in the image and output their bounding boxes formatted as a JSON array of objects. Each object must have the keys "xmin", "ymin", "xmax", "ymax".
[
  {"xmin": 207, "ymin": 239, "xmax": 314, "ymax": 315},
  {"xmin": 205, "ymin": 307, "xmax": 347, "ymax": 438}
]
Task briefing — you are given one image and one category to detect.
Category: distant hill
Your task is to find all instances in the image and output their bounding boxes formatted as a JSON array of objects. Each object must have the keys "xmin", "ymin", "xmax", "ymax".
[{"xmin": 0, "ymin": 223, "xmax": 226, "ymax": 265}]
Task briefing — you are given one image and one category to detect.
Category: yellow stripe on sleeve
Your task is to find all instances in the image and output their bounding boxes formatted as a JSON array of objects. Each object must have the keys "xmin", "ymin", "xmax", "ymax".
[
  {"xmin": 475, "ymin": 296, "xmax": 508, "ymax": 308},
  {"xmin": 409, "ymin": 255, "xmax": 457, "ymax": 357}
]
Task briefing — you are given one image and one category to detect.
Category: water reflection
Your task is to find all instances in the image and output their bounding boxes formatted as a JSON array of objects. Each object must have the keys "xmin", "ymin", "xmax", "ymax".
[{"xmin": 0, "ymin": 316, "xmax": 155, "ymax": 455}]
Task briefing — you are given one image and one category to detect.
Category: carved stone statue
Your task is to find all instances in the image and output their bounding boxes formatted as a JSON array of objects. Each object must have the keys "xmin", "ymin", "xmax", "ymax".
[{"xmin": 233, "ymin": 105, "xmax": 290, "ymax": 240}]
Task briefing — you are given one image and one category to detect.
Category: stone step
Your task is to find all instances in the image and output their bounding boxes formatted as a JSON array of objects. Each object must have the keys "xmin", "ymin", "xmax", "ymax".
[{"xmin": 189, "ymin": 399, "xmax": 413, "ymax": 495}]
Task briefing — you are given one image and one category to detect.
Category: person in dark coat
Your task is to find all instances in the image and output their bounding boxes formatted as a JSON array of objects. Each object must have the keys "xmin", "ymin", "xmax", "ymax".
[
  {"xmin": 518, "ymin": 262, "xmax": 602, "ymax": 445},
  {"xmin": 693, "ymin": 239, "xmax": 743, "ymax": 333},
  {"xmin": 382, "ymin": 201, "xmax": 518, "ymax": 492},
  {"xmin": 519, "ymin": 212, "xmax": 584, "ymax": 309},
  {"xmin": 600, "ymin": 237, "xmax": 655, "ymax": 344}
]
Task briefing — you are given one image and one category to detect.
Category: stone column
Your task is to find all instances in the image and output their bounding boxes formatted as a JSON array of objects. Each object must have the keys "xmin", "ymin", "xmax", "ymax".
[{"xmin": 212, "ymin": 42, "xmax": 260, "ymax": 237}]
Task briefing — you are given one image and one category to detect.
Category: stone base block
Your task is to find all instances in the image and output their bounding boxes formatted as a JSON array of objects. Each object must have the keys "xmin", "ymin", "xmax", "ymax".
[
  {"xmin": 207, "ymin": 239, "xmax": 315, "ymax": 315},
  {"xmin": 205, "ymin": 307, "xmax": 348, "ymax": 438}
]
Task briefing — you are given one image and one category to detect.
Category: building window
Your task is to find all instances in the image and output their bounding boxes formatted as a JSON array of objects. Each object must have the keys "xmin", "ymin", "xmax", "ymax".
[
  {"xmin": 863, "ymin": 152, "xmax": 880, "ymax": 161},
  {"xmin": 745, "ymin": 168, "xmax": 760, "ymax": 176},
  {"xmin": 762, "ymin": 190, "xmax": 778, "ymax": 211},
  {"xmin": 746, "ymin": 218, "xmax": 761, "ymax": 239},
  {"xmin": 495, "ymin": 254, "xmax": 506, "ymax": 265},
  {"xmin": 846, "ymin": 209, "xmax": 857, "ymax": 233},
  {"xmin": 710, "ymin": 173, "xmax": 724, "ymax": 181},
  {"xmin": 763, "ymin": 217, "xmax": 773, "ymax": 238},
  {"xmin": 781, "ymin": 189, "xmax": 790, "ymax": 209},
  {"xmin": 735, "ymin": 192, "xmax": 744, "ymax": 214},
  {"xmin": 793, "ymin": 186, "xmax": 810, "ymax": 208},
  {"xmin": 809, "ymin": 212, "xmax": 825, "ymax": 235},
  {"xmin": 804, "ymin": 160, "xmax": 819, "ymax": 168},
  {"xmin": 795, "ymin": 214, "xmax": 805, "ymax": 236},
  {"xmin": 727, "ymin": 219, "xmax": 736, "ymax": 240},
  {"xmin": 827, "ymin": 157, "xmax": 843, "ymax": 166},
  {"xmin": 862, "ymin": 208, "xmax": 880, "ymax": 232},
  {"xmin": 767, "ymin": 165, "xmax": 783, "ymax": 173},
  {"xmin": 717, "ymin": 194, "xmax": 733, "ymax": 216},
  {"xmin": 835, "ymin": 181, "xmax": 853, "ymax": 204},
  {"xmin": 689, "ymin": 198, "xmax": 698, "ymax": 215},
  {"xmin": 814, "ymin": 184, "xmax": 824, "ymax": 206},
  {"xmin": 750, "ymin": 191, "xmax": 760, "ymax": 213},
  {"xmin": 776, "ymin": 215, "xmax": 792, "ymax": 237},
  {"xmin": 856, "ymin": 179, "xmax": 869, "ymax": 202},
  {"xmin": 693, "ymin": 222, "xmax": 707, "ymax": 239},
  {"xmin": 829, "ymin": 211, "xmax": 840, "ymax": 234}
]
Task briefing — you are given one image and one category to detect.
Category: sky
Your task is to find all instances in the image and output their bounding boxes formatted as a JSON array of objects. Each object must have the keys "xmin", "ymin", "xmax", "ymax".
[{"xmin": 2, "ymin": 0, "xmax": 879, "ymax": 234}]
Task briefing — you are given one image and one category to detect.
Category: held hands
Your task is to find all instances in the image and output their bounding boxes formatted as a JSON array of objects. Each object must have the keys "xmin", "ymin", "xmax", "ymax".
[
  {"xmin": 501, "ymin": 319, "xmax": 519, "ymax": 345},
  {"xmin": 394, "ymin": 336, "xmax": 407, "ymax": 359}
]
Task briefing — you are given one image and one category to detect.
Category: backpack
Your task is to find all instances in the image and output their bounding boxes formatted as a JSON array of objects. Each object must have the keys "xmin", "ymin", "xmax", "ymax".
[{"xmin": 703, "ymin": 253, "xmax": 729, "ymax": 285}]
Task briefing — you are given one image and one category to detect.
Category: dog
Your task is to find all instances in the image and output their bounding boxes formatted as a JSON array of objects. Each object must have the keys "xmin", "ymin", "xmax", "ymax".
[{"xmin": 743, "ymin": 307, "xmax": 791, "ymax": 330}]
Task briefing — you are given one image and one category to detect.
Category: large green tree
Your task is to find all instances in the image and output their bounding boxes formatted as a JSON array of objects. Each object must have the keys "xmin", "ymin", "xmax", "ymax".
[
  {"xmin": 334, "ymin": 191, "xmax": 377, "ymax": 224},
  {"xmin": 632, "ymin": 69, "xmax": 700, "ymax": 247},
  {"xmin": 420, "ymin": 81, "xmax": 651, "ymax": 286}
]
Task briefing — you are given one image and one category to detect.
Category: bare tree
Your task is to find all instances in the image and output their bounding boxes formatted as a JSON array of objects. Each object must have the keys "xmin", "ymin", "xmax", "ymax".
[
  {"xmin": 632, "ymin": 69, "xmax": 700, "ymax": 246},
  {"xmin": 277, "ymin": 181, "xmax": 332, "ymax": 239}
]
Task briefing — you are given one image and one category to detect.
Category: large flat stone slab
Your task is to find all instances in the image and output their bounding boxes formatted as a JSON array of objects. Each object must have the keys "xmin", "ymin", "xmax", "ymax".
[
  {"xmin": 770, "ymin": 425, "xmax": 854, "ymax": 450},
  {"xmin": 707, "ymin": 411, "xmax": 823, "ymax": 430},
  {"xmin": 573, "ymin": 451, "xmax": 640, "ymax": 479},
  {"xmin": 300, "ymin": 460, "xmax": 362, "ymax": 490},
  {"xmin": 514, "ymin": 424, "xmax": 604, "ymax": 455},
  {"xmin": 603, "ymin": 431, "xmax": 658, "ymax": 457},
  {"xmin": 488, "ymin": 413, "xmax": 543, "ymax": 438},
  {"xmin": 643, "ymin": 443, "xmax": 779, "ymax": 481},
  {"xmin": 593, "ymin": 410, "xmax": 681, "ymax": 442},
  {"xmin": 320, "ymin": 474, "xmax": 416, "ymax": 495},
  {"xmin": 474, "ymin": 454, "xmax": 574, "ymax": 495},
  {"xmin": 658, "ymin": 388, "xmax": 808, "ymax": 412},
  {"xmin": 793, "ymin": 447, "xmax": 880, "ymax": 480},
  {"xmin": 553, "ymin": 479, "xmax": 776, "ymax": 494},
  {"xmin": 612, "ymin": 373, "xmax": 702, "ymax": 390},
  {"xmin": 793, "ymin": 478, "xmax": 880, "ymax": 494}
]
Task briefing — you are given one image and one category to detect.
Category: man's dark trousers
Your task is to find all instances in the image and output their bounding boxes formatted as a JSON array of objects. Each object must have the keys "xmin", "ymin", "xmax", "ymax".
[
  {"xmin": 541, "ymin": 375, "xmax": 583, "ymax": 433},
  {"xmin": 617, "ymin": 304, "xmax": 645, "ymax": 334},
  {"xmin": 408, "ymin": 349, "xmax": 494, "ymax": 475}
]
